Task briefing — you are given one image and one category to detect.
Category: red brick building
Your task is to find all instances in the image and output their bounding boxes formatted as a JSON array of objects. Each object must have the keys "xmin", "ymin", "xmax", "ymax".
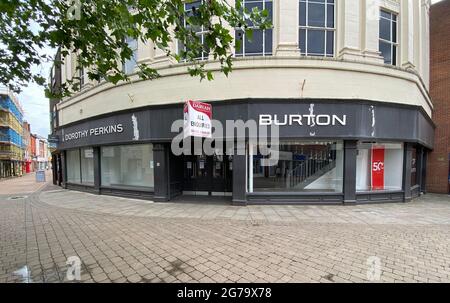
[
  {"xmin": 22, "ymin": 121, "xmax": 32, "ymax": 173},
  {"xmin": 427, "ymin": 0, "xmax": 450, "ymax": 194},
  {"xmin": 30, "ymin": 134, "xmax": 37, "ymax": 172}
]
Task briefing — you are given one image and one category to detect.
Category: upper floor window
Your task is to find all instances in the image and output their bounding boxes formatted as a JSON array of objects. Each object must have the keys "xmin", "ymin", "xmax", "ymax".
[
  {"xmin": 235, "ymin": 0, "xmax": 273, "ymax": 57},
  {"xmin": 124, "ymin": 36, "xmax": 138, "ymax": 74},
  {"xmin": 77, "ymin": 56, "xmax": 85, "ymax": 90},
  {"xmin": 379, "ymin": 10, "xmax": 397, "ymax": 65},
  {"xmin": 178, "ymin": 0, "xmax": 209, "ymax": 61},
  {"xmin": 299, "ymin": 0, "xmax": 335, "ymax": 57},
  {"xmin": 79, "ymin": 66, "xmax": 84, "ymax": 90}
]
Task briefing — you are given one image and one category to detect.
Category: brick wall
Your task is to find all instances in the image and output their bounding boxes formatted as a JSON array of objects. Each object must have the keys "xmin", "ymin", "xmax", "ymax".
[{"xmin": 427, "ymin": 0, "xmax": 450, "ymax": 194}]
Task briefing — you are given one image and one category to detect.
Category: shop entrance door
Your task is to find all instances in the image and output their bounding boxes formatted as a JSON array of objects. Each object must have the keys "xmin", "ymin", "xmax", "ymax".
[{"xmin": 183, "ymin": 152, "xmax": 232, "ymax": 195}]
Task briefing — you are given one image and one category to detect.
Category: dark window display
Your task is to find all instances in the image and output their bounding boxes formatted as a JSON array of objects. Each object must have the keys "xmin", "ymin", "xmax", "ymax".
[
  {"xmin": 101, "ymin": 144, "xmax": 154, "ymax": 189},
  {"xmin": 356, "ymin": 142, "xmax": 404, "ymax": 191},
  {"xmin": 248, "ymin": 141, "xmax": 343, "ymax": 193},
  {"xmin": 411, "ymin": 147, "xmax": 418, "ymax": 186}
]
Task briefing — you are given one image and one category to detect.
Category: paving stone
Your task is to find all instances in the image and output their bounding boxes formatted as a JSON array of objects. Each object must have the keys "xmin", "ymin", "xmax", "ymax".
[
  {"xmin": 127, "ymin": 274, "xmax": 142, "ymax": 283},
  {"xmin": 92, "ymin": 273, "xmax": 108, "ymax": 282},
  {"xmin": 1, "ymin": 182, "xmax": 450, "ymax": 283}
]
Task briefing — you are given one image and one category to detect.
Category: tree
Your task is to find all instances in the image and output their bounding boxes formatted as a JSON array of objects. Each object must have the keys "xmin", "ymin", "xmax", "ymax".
[{"xmin": 0, "ymin": 0, "xmax": 271, "ymax": 98}]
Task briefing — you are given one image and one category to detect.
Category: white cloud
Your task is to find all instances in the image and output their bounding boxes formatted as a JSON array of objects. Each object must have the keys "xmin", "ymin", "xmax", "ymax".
[{"xmin": 18, "ymin": 80, "xmax": 52, "ymax": 138}]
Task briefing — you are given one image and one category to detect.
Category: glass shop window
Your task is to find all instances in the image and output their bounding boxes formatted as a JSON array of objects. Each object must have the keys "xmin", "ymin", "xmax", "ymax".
[
  {"xmin": 248, "ymin": 141, "xmax": 344, "ymax": 193},
  {"xmin": 80, "ymin": 147, "xmax": 94, "ymax": 185},
  {"xmin": 66, "ymin": 149, "xmax": 81, "ymax": 183},
  {"xmin": 356, "ymin": 142, "xmax": 404, "ymax": 192},
  {"xmin": 101, "ymin": 144, "xmax": 155, "ymax": 189}
]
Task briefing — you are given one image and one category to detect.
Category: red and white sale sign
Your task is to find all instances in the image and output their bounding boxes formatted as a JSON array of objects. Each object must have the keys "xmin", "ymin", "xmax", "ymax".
[
  {"xmin": 371, "ymin": 147, "xmax": 385, "ymax": 190},
  {"xmin": 183, "ymin": 100, "xmax": 212, "ymax": 138}
]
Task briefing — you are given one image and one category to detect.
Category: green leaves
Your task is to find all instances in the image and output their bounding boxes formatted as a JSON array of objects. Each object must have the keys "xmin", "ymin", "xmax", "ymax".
[
  {"xmin": 0, "ymin": 0, "xmax": 272, "ymax": 97},
  {"xmin": 206, "ymin": 71, "xmax": 214, "ymax": 81},
  {"xmin": 106, "ymin": 73, "xmax": 123, "ymax": 85}
]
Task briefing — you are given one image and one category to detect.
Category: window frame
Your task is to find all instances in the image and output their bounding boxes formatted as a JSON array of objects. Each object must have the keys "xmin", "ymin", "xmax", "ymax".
[
  {"xmin": 298, "ymin": 0, "xmax": 336, "ymax": 57},
  {"xmin": 79, "ymin": 65, "xmax": 84, "ymax": 90},
  {"xmin": 178, "ymin": 0, "xmax": 210, "ymax": 61},
  {"xmin": 235, "ymin": 0, "xmax": 274, "ymax": 58},
  {"xmin": 378, "ymin": 9, "xmax": 398, "ymax": 66},
  {"xmin": 77, "ymin": 55, "xmax": 85, "ymax": 90},
  {"xmin": 123, "ymin": 36, "xmax": 138, "ymax": 74}
]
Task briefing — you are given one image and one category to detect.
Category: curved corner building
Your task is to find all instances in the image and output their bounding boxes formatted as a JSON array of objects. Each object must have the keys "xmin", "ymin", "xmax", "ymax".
[{"xmin": 50, "ymin": 0, "xmax": 434, "ymax": 205}]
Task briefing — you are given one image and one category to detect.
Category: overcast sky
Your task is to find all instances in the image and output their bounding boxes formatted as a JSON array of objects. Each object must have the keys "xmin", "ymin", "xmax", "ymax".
[
  {"xmin": 16, "ymin": 0, "xmax": 446, "ymax": 138},
  {"xmin": 18, "ymin": 55, "xmax": 54, "ymax": 138}
]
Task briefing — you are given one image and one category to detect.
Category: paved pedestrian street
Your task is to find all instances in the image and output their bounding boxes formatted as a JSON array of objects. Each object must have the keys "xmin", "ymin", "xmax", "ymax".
[
  {"xmin": 1, "ymin": 179, "xmax": 450, "ymax": 283},
  {"xmin": 0, "ymin": 170, "xmax": 52, "ymax": 195}
]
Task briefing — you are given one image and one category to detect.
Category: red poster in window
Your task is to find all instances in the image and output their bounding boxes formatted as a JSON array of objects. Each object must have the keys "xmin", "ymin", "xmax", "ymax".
[{"xmin": 371, "ymin": 147, "xmax": 385, "ymax": 190}]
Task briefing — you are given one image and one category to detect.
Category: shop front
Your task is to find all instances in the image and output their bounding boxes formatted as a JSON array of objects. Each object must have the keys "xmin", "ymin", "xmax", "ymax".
[
  {"xmin": 54, "ymin": 99, "xmax": 434, "ymax": 205},
  {"xmin": 182, "ymin": 152, "xmax": 233, "ymax": 196}
]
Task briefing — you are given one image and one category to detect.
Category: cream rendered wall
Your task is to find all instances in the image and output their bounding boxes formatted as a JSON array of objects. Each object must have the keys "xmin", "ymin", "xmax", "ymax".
[
  {"xmin": 58, "ymin": 0, "xmax": 432, "ymax": 126},
  {"xmin": 276, "ymin": 0, "xmax": 300, "ymax": 56},
  {"xmin": 420, "ymin": 0, "xmax": 430, "ymax": 90},
  {"xmin": 338, "ymin": 0, "xmax": 363, "ymax": 60}
]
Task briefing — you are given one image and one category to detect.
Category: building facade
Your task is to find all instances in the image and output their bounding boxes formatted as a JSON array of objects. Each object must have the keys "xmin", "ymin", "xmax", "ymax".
[
  {"xmin": 427, "ymin": 0, "xmax": 450, "ymax": 194},
  {"xmin": 0, "ymin": 88, "xmax": 25, "ymax": 179},
  {"xmin": 51, "ymin": 0, "xmax": 434, "ymax": 205},
  {"xmin": 30, "ymin": 134, "xmax": 37, "ymax": 170},
  {"xmin": 49, "ymin": 48, "xmax": 63, "ymax": 186},
  {"xmin": 22, "ymin": 121, "xmax": 32, "ymax": 173},
  {"xmin": 34, "ymin": 135, "xmax": 49, "ymax": 171}
]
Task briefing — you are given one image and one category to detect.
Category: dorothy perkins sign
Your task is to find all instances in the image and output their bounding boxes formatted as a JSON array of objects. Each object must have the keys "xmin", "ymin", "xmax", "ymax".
[
  {"xmin": 183, "ymin": 100, "xmax": 212, "ymax": 138},
  {"xmin": 63, "ymin": 124, "xmax": 124, "ymax": 142}
]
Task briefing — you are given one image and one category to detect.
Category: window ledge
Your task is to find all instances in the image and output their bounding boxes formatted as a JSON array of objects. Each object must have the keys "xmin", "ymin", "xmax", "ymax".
[
  {"xmin": 100, "ymin": 185, "xmax": 154, "ymax": 193},
  {"xmin": 356, "ymin": 189, "xmax": 404, "ymax": 195},
  {"xmin": 66, "ymin": 182, "xmax": 95, "ymax": 187},
  {"xmin": 247, "ymin": 192, "xmax": 343, "ymax": 196}
]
